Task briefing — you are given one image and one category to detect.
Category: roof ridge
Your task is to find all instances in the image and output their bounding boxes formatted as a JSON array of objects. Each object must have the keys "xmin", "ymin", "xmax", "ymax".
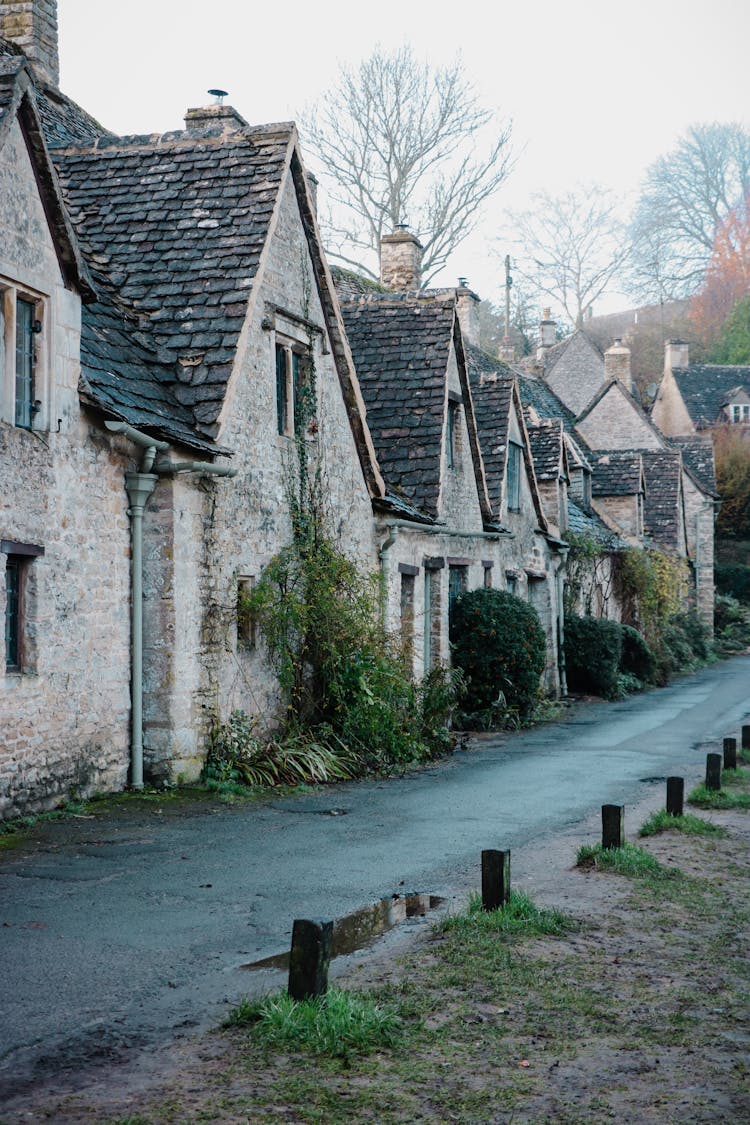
[{"xmin": 54, "ymin": 120, "xmax": 296, "ymax": 154}]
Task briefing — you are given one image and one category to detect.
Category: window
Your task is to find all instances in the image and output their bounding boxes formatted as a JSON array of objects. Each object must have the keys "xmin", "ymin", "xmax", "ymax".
[
  {"xmin": 483, "ymin": 561, "xmax": 493, "ymax": 588},
  {"xmin": 2, "ymin": 541, "xmax": 43, "ymax": 672},
  {"xmin": 506, "ymin": 572, "xmax": 518, "ymax": 596},
  {"xmin": 423, "ymin": 569, "xmax": 432, "ymax": 671},
  {"xmin": 506, "ymin": 441, "xmax": 522, "ymax": 511},
  {"xmin": 448, "ymin": 563, "xmax": 468, "ymax": 627},
  {"xmin": 1, "ymin": 285, "xmax": 45, "ymax": 429},
  {"xmin": 237, "ymin": 575, "xmax": 257, "ymax": 648},
  {"xmin": 399, "ymin": 569, "xmax": 416, "ymax": 665},
  {"xmin": 275, "ymin": 341, "xmax": 310, "ymax": 436},
  {"xmin": 730, "ymin": 403, "xmax": 750, "ymax": 423},
  {"xmin": 446, "ymin": 400, "xmax": 461, "ymax": 469}
]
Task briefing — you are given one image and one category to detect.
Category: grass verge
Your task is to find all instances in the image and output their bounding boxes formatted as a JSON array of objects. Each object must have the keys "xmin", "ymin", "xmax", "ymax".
[
  {"xmin": 639, "ymin": 809, "xmax": 727, "ymax": 837},
  {"xmin": 223, "ymin": 988, "xmax": 407, "ymax": 1059},
  {"xmin": 435, "ymin": 889, "xmax": 577, "ymax": 937},
  {"xmin": 689, "ymin": 764, "xmax": 750, "ymax": 810},
  {"xmin": 576, "ymin": 841, "xmax": 679, "ymax": 878}
]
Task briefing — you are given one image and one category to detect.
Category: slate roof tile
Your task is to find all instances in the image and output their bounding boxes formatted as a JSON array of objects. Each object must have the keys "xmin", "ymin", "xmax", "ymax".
[
  {"xmin": 591, "ymin": 451, "xmax": 643, "ymax": 497},
  {"xmin": 525, "ymin": 416, "xmax": 564, "ymax": 481},
  {"xmin": 340, "ymin": 294, "xmax": 454, "ymax": 517},
  {"xmin": 667, "ymin": 435, "xmax": 717, "ymax": 496},
  {"xmin": 672, "ymin": 365, "xmax": 750, "ymax": 428},
  {"xmin": 641, "ymin": 450, "xmax": 683, "ymax": 552}
]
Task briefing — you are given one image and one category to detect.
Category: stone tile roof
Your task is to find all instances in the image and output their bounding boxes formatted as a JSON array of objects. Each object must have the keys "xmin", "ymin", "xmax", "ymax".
[
  {"xmin": 53, "ymin": 125, "xmax": 295, "ymax": 439},
  {"xmin": 340, "ymin": 294, "xmax": 455, "ymax": 518},
  {"xmin": 567, "ymin": 498, "xmax": 626, "ymax": 547},
  {"xmin": 516, "ymin": 373, "xmax": 577, "ymax": 434},
  {"xmin": 641, "ymin": 450, "xmax": 683, "ymax": 552},
  {"xmin": 667, "ymin": 435, "xmax": 717, "ymax": 496},
  {"xmin": 0, "ymin": 38, "xmax": 110, "ymax": 145},
  {"xmin": 591, "ymin": 451, "xmax": 643, "ymax": 496},
  {"xmin": 525, "ymin": 416, "xmax": 565, "ymax": 481},
  {"xmin": 564, "ymin": 432, "xmax": 593, "ymax": 472},
  {"xmin": 672, "ymin": 365, "xmax": 750, "ymax": 428},
  {"xmin": 464, "ymin": 345, "xmax": 547, "ymax": 530},
  {"xmin": 79, "ymin": 288, "xmax": 218, "ymax": 454}
]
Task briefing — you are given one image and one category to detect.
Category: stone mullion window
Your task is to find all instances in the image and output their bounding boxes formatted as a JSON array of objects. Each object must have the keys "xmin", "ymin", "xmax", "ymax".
[
  {"xmin": 1, "ymin": 282, "xmax": 45, "ymax": 430},
  {"xmin": 15, "ymin": 296, "xmax": 36, "ymax": 428}
]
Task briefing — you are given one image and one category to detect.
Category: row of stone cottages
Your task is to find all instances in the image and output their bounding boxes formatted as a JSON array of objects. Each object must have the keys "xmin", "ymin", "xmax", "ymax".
[{"xmin": 0, "ymin": 8, "xmax": 716, "ymax": 817}]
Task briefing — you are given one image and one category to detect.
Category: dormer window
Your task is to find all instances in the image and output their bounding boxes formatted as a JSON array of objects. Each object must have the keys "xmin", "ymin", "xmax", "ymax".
[{"xmin": 729, "ymin": 404, "xmax": 750, "ymax": 423}]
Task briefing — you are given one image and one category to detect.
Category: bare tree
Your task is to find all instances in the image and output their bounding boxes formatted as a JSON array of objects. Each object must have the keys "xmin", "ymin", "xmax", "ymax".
[
  {"xmin": 628, "ymin": 122, "xmax": 750, "ymax": 301},
  {"xmin": 505, "ymin": 185, "xmax": 630, "ymax": 328},
  {"xmin": 299, "ymin": 46, "xmax": 514, "ymax": 285}
]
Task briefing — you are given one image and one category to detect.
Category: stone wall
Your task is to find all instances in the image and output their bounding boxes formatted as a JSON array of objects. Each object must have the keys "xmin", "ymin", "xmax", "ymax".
[
  {"xmin": 0, "ymin": 1, "xmax": 59, "ymax": 86},
  {"xmin": 577, "ymin": 385, "xmax": 663, "ymax": 452},
  {"xmin": 682, "ymin": 474, "xmax": 715, "ymax": 633},
  {"xmin": 0, "ymin": 115, "xmax": 131, "ymax": 816}
]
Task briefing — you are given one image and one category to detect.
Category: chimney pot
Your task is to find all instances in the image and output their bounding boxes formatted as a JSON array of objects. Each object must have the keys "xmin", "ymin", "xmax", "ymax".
[
  {"xmin": 604, "ymin": 339, "xmax": 632, "ymax": 392},
  {"xmin": 184, "ymin": 102, "xmax": 248, "ymax": 137},
  {"xmin": 665, "ymin": 339, "xmax": 690, "ymax": 371},
  {"xmin": 538, "ymin": 310, "xmax": 557, "ymax": 351}
]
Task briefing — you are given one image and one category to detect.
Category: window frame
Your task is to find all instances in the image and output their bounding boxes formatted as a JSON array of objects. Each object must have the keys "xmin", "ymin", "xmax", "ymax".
[
  {"xmin": 506, "ymin": 440, "xmax": 522, "ymax": 512},
  {"xmin": 1, "ymin": 281, "xmax": 47, "ymax": 431},
  {"xmin": 274, "ymin": 337, "xmax": 312, "ymax": 438},
  {"xmin": 2, "ymin": 540, "xmax": 43, "ymax": 674},
  {"xmin": 446, "ymin": 395, "xmax": 462, "ymax": 470}
]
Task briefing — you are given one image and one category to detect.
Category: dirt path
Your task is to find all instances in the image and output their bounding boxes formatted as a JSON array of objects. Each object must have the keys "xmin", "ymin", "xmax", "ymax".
[{"xmin": 3, "ymin": 769, "xmax": 749, "ymax": 1124}]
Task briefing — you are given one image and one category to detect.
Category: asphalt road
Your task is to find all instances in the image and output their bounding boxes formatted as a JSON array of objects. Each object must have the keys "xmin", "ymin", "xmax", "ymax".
[{"xmin": 1, "ymin": 654, "xmax": 749, "ymax": 1102}]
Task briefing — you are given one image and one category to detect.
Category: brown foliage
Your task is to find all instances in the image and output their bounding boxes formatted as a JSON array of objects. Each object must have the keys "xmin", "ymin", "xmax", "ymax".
[
  {"xmin": 690, "ymin": 196, "xmax": 750, "ymax": 347},
  {"xmin": 713, "ymin": 423, "xmax": 750, "ymax": 540}
]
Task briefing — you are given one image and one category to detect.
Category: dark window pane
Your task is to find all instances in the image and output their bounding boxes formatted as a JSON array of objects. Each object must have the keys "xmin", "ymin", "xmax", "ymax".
[
  {"xmin": 507, "ymin": 442, "xmax": 521, "ymax": 510},
  {"xmin": 5, "ymin": 557, "xmax": 20, "ymax": 670},
  {"xmin": 448, "ymin": 564, "xmax": 467, "ymax": 628},
  {"xmin": 15, "ymin": 298, "xmax": 35, "ymax": 429},
  {"xmin": 275, "ymin": 344, "xmax": 287, "ymax": 434}
]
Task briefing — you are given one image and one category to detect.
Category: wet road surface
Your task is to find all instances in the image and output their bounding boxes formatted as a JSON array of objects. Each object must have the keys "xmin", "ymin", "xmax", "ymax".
[{"xmin": 1, "ymin": 654, "xmax": 749, "ymax": 1101}]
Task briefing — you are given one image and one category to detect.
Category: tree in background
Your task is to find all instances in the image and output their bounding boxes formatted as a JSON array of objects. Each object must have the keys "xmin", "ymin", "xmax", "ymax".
[
  {"xmin": 504, "ymin": 184, "xmax": 629, "ymax": 328},
  {"xmin": 690, "ymin": 196, "xmax": 750, "ymax": 355},
  {"xmin": 629, "ymin": 123, "xmax": 750, "ymax": 301},
  {"xmin": 714, "ymin": 424, "xmax": 750, "ymax": 541},
  {"xmin": 300, "ymin": 46, "xmax": 514, "ymax": 285},
  {"xmin": 709, "ymin": 297, "xmax": 750, "ymax": 365}
]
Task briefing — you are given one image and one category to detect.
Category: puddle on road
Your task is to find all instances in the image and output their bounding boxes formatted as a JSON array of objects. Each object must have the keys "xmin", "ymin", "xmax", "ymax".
[{"xmin": 241, "ymin": 892, "xmax": 444, "ymax": 973}]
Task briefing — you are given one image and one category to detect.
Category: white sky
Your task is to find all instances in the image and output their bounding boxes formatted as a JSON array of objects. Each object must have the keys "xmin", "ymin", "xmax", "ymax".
[{"xmin": 58, "ymin": 0, "xmax": 749, "ymax": 317}]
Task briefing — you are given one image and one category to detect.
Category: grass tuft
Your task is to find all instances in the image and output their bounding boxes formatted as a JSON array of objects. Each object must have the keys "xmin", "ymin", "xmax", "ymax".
[
  {"xmin": 436, "ymin": 889, "xmax": 577, "ymax": 937},
  {"xmin": 688, "ymin": 783, "xmax": 750, "ymax": 810},
  {"xmin": 639, "ymin": 809, "xmax": 727, "ymax": 838},
  {"xmin": 576, "ymin": 842, "xmax": 677, "ymax": 879},
  {"xmin": 223, "ymin": 987, "xmax": 406, "ymax": 1059}
]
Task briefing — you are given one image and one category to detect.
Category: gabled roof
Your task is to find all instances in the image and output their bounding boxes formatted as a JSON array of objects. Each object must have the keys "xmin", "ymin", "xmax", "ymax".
[
  {"xmin": 0, "ymin": 58, "xmax": 94, "ymax": 297},
  {"xmin": 667, "ymin": 435, "xmax": 717, "ymax": 497},
  {"xmin": 564, "ymin": 432, "xmax": 592, "ymax": 473},
  {"xmin": 52, "ymin": 124, "xmax": 294, "ymax": 439},
  {"xmin": 641, "ymin": 450, "xmax": 684, "ymax": 553},
  {"xmin": 340, "ymin": 293, "xmax": 488, "ymax": 520},
  {"xmin": 672, "ymin": 365, "xmax": 750, "ymax": 428},
  {"xmin": 591, "ymin": 451, "xmax": 644, "ymax": 497},
  {"xmin": 465, "ymin": 345, "xmax": 548, "ymax": 531},
  {"xmin": 516, "ymin": 372, "xmax": 578, "ymax": 434},
  {"xmin": 525, "ymin": 416, "xmax": 568, "ymax": 482}
]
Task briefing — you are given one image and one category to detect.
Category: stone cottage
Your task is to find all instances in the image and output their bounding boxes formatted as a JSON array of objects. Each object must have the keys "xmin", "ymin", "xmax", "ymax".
[{"xmin": 0, "ymin": 3, "xmax": 388, "ymax": 814}]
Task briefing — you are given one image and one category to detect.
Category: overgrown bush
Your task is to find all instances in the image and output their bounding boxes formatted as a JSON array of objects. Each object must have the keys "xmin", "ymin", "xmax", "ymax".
[
  {"xmin": 564, "ymin": 615, "xmax": 623, "ymax": 699},
  {"xmin": 619, "ymin": 624, "xmax": 656, "ymax": 684},
  {"xmin": 715, "ymin": 563, "xmax": 750, "ymax": 604},
  {"xmin": 449, "ymin": 588, "xmax": 546, "ymax": 720},
  {"xmin": 714, "ymin": 594, "xmax": 750, "ymax": 652},
  {"xmin": 653, "ymin": 612, "xmax": 712, "ymax": 684}
]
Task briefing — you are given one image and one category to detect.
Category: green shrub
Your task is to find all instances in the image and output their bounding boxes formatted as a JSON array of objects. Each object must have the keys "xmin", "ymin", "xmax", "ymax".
[
  {"xmin": 653, "ymin": 612, "xmax": 711, "ymax": 683},
  {"xmin": 715, "ymin": 563, "xmax": 750, "ymax": 604},
  {"xmin": 449, "ymin": 588, "xmax": 546, "ymax": 717},
  {"xmin": 714, "ymin": 593, "xmax": 750, "ymax": 652},
  {"xmin": 564, "ymin": 615, "xmax": 623, "ymax": 699},
  {"xmin": 619, "ymin": 624, "xmax": 656, "ymax": 684}
]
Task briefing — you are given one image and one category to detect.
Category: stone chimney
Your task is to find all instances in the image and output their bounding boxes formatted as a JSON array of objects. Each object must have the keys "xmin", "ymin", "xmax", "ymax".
[
  {"xmin": 604, "ymin": 338, "xmax": 633, "ymax": 392},
  {"xmin": 498, "ymin": 336, "xmax": 516, "ymax": 364},
  {"xmin": 184, "ymin": 101, "xmax": 248, "ymax": 137},
  {"xmin": 455, "ymin": 279, "xmax": 480, "ymax": 348},
  {"xmin": 538, "ymin": 308, "xmax": 556, "ymax": 349},
  {"xmin": 379, "ymin": 226, "xmax": 423, "ymax": 291},
  {"xmin": 0, "ymin": 0, "xmax": 59, "ymax": 86},
  {"xmin": 664, "ymin": 339, "xmax": 690, "ymax": 372}
]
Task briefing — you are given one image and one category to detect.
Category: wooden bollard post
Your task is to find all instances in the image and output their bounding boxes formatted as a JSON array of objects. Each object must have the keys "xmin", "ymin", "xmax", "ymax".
[
  {"xmin": 723, "ymin": 737, "xmax": 738, "ymax": 771},
  {"xmin": 742, "ymin": 725, "xmax": 750, "ymax": 752},
  {"xmin": 666, "ymin": 777, "xmax": 684, "ymax": 817},
  {"xmin": 288, "ymin": 918, "xmax": 333, "ymax": 1001},
  {"xmin": 481, "ymin": 849, "xmax": 511, "ymax": 911},
  {"xmin": 602, "ymin": 805, "xmax": 625, "ymax": 849},
  {"xmin": 705, "ymin": 753, "xmax": 722, "ymax": 792}
]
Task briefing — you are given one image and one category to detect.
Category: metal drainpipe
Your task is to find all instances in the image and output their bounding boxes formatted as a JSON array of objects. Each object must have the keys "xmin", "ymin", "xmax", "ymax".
[
  {"xmin": 124, "ymin": 471, "xmax": 159, "ymax": 790},
  {"xmin": 378, "ymin": 525, "xmax": 399, "ymax": 626}
]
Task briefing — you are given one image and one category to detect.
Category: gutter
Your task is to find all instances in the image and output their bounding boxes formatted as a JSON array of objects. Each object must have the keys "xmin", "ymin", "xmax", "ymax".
[
  {"xmin": 376, "ymin": 517, "xmax": 511, "ymax": 540},
  {"xmin": 105, "ymin": 421, "xmax": 237, "ymax": 790}
]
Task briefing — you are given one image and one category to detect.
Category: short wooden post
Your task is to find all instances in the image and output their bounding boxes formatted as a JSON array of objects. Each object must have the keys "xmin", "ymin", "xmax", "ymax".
[
  {"xmin": 481, "ymin": 849, "xmax": 511, "ymax": 911},
  {"xmin": 742, "ymin": 725, "xmax": 750, "ymax": 751},
  {"xmin": 705, "ymin": 753, "xmax": 722, "ymax": 792},
  {"xmin": 602, "ymin": 804, "xmax": 625, "ymax": 849},
  {"xmin": 723, "ymin": 737, "xmax": 737, "ymax": 771},
  {"xmin": 288, "ymin": 918, "xmax": 333, "ymax": 1001},
  {"xmin": 666, "ymin": 776, "xmax": 684, "ymax": 817}
]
